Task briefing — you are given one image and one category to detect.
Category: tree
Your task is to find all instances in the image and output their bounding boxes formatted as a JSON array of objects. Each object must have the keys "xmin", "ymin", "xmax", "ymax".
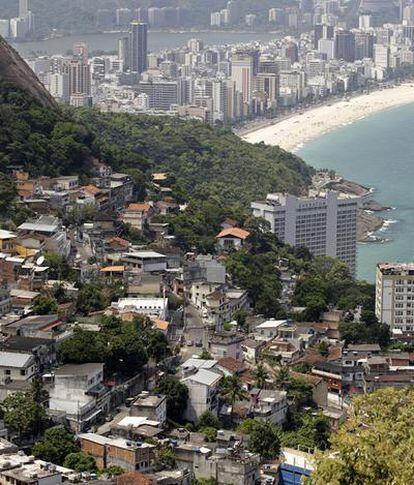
[
  {"xmin": 274, "ymin": 366, "xmax": 290, "ymax": 390},
  {"xmin": 63, "ymin": 452, "xmax": 97, "ymax": 472},
  {"xmin": 286, "ymin": 377, "xmax": 314, "ymax": 409},
  {"xmin": 201, "ymin": 426, "xmax": 218, "ymax": 442},
  {"xmin": 145, "ymin": 328, "xmax": 171, "ymax": 363},
  {"xmin": 2, "ymin": 392, "xmax": 45, "ymax": 438},
  {"xmin": 155, "ymin": 377, "xmax": 188, "ymax": 422},
  {"xmin": 253, "ymin": 363, "xmax": 269, "ymax": 390},
  {"xmin": 32, "ymin": 426, "xmax": 79, "ymax": 465},
  {"xmin": 32, "ymin": 295, "xmax": 58, "ymax": 315},
  {"xmin": 220, "ymin": 375, "xmax": 248, "ymax": 421},
  {"xmin": 156, "ymin": 448, "xmax": 176, "ymax": 471},
  {"xmin": 313, "ymin": 388, "xmax": 414, "ymax": 484},
  {"xmin": 199, "ymin": 349, "xmax": 213, "ymax": 360},
  {"xmin": 59, "ymin": 327, "xmax": 107, "ymax": 365},
  {"xmin": 318, "ymin": 340, "xmax": 329, "ymax": 357},
  {"xmin": 0, "ymin": 173, "xmax": 16, "ymax": 217},
  {"xmin": 198, "ymin": 410, "xmax": 221, "ymax": 429},
  {"xmin": 246, "ymin": 420, "xmax": 281, "ymax": 461},
  {"xmin": 103, "ymin": 466, "xmax": 124, "ymax": 476},
  {"xmin": 281, "ymin": 411, "xmax": 330, "ymax": 451}
]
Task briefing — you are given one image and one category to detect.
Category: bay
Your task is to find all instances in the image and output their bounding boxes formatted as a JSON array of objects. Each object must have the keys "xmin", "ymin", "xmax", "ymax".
[
  {"xmin": 298, "ymin": 103, "xmax": 414, "ymax": 282},
  {"xmin": 12, "ymin": 30, "xmax": 279, "ymax": 57}
]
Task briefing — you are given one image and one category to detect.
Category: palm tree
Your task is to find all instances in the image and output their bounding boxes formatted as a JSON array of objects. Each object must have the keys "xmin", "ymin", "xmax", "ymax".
[
  {"xmin": 274, "ymin": 365, "xmax": 290, "ymax": 390},
  {"xmin": 253, "ymin": 363, "xmax": 269, "ymax": 390},
  {"xmin": 220, "ymin": 374, "xmax": 248, "ymax": 422}
]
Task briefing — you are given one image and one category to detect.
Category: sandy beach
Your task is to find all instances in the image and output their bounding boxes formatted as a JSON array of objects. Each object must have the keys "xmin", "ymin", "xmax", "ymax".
[{"xmin": 241, "ymin": 83, "xmax": 414, "ymax": 152}]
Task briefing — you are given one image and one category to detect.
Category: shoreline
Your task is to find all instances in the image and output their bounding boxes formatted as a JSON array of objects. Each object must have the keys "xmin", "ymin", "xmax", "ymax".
[{"xmin": 241, "ymin": 83, "xmax": 414, "ymax": 153}]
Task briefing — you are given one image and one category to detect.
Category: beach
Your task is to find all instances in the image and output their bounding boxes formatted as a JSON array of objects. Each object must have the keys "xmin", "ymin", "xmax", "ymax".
[{"xmin": 241, "ymin": 83, "xmax": 414, "ymax": 152}]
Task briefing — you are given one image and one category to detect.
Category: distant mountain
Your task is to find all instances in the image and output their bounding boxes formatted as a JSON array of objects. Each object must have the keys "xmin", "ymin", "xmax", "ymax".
[{"xmin": 0, "ymin": 36, "xmax": 57, "ymax": 110}]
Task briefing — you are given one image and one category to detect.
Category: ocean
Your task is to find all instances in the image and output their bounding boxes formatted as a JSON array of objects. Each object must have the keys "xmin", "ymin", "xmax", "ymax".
[
  {"xmin": 298, "ymin": 102, "xmax": 414, "ymax": 282},
  {"xmin": 12, "ymin": 30, "xmax": 279, "ymax": 57}
]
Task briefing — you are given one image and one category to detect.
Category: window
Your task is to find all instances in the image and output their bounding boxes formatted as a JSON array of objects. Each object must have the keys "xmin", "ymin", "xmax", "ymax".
[{"xmin": 20, "ymin": 369, "xmax": 26, "ymax": 376}]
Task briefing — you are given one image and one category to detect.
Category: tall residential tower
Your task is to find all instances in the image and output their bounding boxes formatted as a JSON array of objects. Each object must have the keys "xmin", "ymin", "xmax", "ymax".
[{"xmin": 130, "ymin": 22, "xmax": 148, "ymax": 75}]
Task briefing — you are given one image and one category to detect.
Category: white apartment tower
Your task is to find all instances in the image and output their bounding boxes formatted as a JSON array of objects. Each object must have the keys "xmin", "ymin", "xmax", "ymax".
[
  {"xmin": 231, "ymin": 53, "xmax": 254, "ymax": 104},
  {"xmin": 376, "ymin": 263, "xmax": 414, "ymax": 331},
  {"xmin": 251, "ymin": 191, "xmax": 359, "ymax": 274}
]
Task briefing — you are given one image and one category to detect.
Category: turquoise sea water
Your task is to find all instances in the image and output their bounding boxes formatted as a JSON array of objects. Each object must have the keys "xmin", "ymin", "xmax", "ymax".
[{"xmin": 298, "ymin": 102, "xmax": 414, "ymax": 282}]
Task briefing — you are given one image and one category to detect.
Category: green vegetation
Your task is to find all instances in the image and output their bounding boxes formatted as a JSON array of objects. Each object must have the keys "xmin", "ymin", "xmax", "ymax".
[
  {"xmin": 63, "ymin": 452, "xmax": 98, "ymax": 473},
  {"xmin": 281, "ymin": 410, "xmax": 330, "ymax": 451},
  {"xmin": 155, "ymin": 447, "xmax": 176, "ymax": 471},
  {"xmin": 313, "ymin": 388, "xmax": 414, "ymax": 484},
  {"xmin": 0, "ymin": 82, "xmax": 95, "ymax": 176},
  {"xmin": 243, "ymin": 419, "xmax": 281, "ymax": 460},
  {"xmin": 220, "ymin": 374, "xmax": 248, "ymax": 422},
  {"xmin": 32, "ymin": 294, "xmax": 58, "ymax": 315},
  {"xmin": 2, "ymin": 391, "xmax": 45, "ymax": 438},
  {"xmin": 292, "ymin": 256, "xmax": 375, "ymax": 321},
  {"xmin": 339, "ymin": 312, "xmax": 390, "ymax": 348},
  {"xmin": 59, "ymin": 316, "xmax": 169, "ymax": 378},
  {"xmin": 154, "ymin": 376, "xmax": 189, "ymax": 422},
  {"xmin": 32, "ymin": 426, "xmax": 79, "ymax": 465},
  {"xmin": 198, "ymin": 410, "xmax": 221, "ymax": 430}
]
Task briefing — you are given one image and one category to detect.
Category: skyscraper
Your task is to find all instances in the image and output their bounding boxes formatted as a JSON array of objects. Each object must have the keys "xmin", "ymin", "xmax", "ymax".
[
  {"xmin": 130, "ymin": 22, "xmax": 148, "ymax": 75},
  {"xmin": 118, "ymin": 37, "xmax": 130, "ymax": 72},
  {"xmin": 334, "ymin": 30, "xmax": 355, "ymax": 62},
  {"xmin": 231, "ymin": 53, "xmax": 254, "ymax": 104},
  {"xmin": 19, "ymin": 0, "xmax": 29, "ymax": 18}
]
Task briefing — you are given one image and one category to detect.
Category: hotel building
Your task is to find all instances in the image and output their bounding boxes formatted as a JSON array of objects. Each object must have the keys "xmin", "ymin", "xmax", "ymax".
[{"xmin": 251, "ymin": 191, "xmax": 359, "ymax": 274}]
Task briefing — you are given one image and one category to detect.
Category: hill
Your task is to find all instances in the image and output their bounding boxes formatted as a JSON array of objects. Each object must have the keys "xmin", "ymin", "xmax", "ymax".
[
  {"xmin": 0, "ymin": 79, "xmax": 313, "ymax": 207},
  {"xmin": 0, "ymin": 36, "xmax": 57, "ymax": 110}
]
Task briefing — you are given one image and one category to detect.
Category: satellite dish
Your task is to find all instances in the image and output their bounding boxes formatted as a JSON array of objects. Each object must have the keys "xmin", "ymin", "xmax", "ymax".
[{"xmin": 36, "ymin": 256, "xmax": 45, "ymax": 266}]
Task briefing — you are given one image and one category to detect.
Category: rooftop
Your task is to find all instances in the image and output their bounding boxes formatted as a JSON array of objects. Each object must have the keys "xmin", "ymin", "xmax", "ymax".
[
  {"xmin": 216, "ymin": 227, "xmax": 251, "ymax": 240},
  {"xmin": 54, "ymin": 363, "xmax": 103, "ymax": 377},
  {"xmin": 124, "ymin": 250, "xmax": 166, "ymax": 259},
  {"xmin": 0, "ymin": 336, "xmax": 53, "ymax": 353},
  {"xmin": 0, "ymin": 351, "xmax": 34, "ymax": 368},
  {"xmin": 182, "ymin": 368, "xmax": 222, "ymax": 387}
]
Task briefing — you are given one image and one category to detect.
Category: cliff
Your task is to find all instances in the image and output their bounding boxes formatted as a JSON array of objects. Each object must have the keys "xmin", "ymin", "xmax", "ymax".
[{"xmin": 0, "ymin": 35, "xmax": 57, "ymax": 110}]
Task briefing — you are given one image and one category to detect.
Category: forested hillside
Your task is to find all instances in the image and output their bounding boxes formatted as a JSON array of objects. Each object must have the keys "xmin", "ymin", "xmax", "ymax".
[{"xmin": 0, "ymin": 81, "xmax": 313, "ymax": 207}]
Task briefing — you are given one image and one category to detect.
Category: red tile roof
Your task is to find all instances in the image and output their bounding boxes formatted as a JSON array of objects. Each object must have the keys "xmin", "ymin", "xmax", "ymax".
[{"xmin": 216, "ymin": 227, "xmax": 250, "ymax": 240}]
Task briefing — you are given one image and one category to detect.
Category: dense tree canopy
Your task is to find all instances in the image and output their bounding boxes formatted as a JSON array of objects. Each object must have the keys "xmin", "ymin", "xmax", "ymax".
[
  {"xmin": 313, "ymin": 388, "xmax": 414, "ymax": 484},
  {"xmin": 154, "ymin": 376, "xmax": 189, "ymax": 422},
  {"xmin": 58, "ymin": 317, "xmax": 169, "ymax": 378},
  {"xmin": 32, "ymin": 426, "xmax": 79, "ymax": 465}
]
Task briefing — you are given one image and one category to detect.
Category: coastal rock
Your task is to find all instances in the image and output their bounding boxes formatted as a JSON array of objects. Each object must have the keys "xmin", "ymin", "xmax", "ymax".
[{"xmin": 357, "ymin": 209, "xmax": 385, "ymax": 243}]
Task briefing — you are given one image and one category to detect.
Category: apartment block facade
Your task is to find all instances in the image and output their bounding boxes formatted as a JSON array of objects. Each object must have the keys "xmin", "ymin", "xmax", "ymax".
[
  {"xmin": 376, "ymin": 263, "xmax": 414, "ymax": 331},
  {"xmin": 251, "ymin": 191, "xmax": 359, "ymax": 274}
]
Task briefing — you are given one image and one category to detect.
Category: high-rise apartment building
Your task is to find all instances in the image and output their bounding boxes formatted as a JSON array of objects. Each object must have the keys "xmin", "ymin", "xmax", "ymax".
[
  {"xmin": 64, "ymin": 59, "xmax": 91, "ymax": 97},
  {"xmin": 251, "ymin": 191, "xmax": 359, "ymax": 274},
  {"xmin": 118, "ymin": 37, "xmax": 130, "ymax": 71},
  {"xmin": 335, "ymin": 30, "xmax": 355, "ymax": 62},
  {"xmin": 19, "ymin": 0, "xmax": 29, "ymax": 18},
  {"xmin": 374, "ymin": 43, "xmax": 390, "ymax": 68},
  {"xmin": 254, "ymin": 73, "xmax": 279, "ymax": 108},
  {"xmin": 231, "ymin": 53, "xmax": 254, "ymax": 104},
  {"xmin": 376, "ymin": 263, "xmax": 414, "ymax": 331},
  {"xmin": 354, "ymin": 32, "xmax": 374, "ymax": 60},
  {"xmin": 314, "ymin": 24, "xmax": 334, "ymax": 49},
  {"xmin": 130, "ymin": 22, "xmax": 148, "ymax": 75}
]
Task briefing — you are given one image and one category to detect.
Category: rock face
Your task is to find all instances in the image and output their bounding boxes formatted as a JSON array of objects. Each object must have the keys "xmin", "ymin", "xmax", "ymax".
[{"xmin": 0, "ymin": 35, "xmax": 57, "ymax": 110}]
